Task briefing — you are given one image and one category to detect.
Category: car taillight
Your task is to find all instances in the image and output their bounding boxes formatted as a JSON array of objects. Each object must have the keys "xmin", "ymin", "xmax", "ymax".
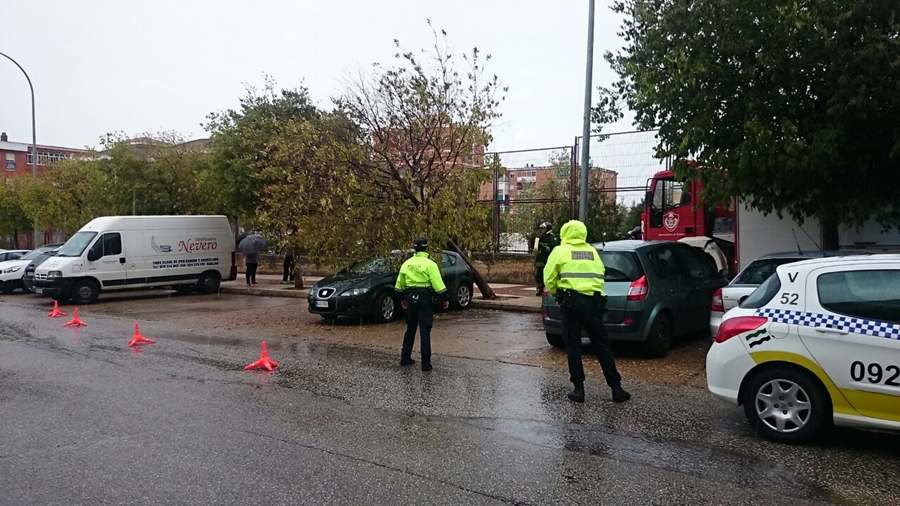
[
  {"xmin": 627, "ymin": 275, "xmax": 649, "ymax": 301},
  {"xmin": 714, "ymin": 316, "xmax": 768, "ymax": 344},
  {"xmin": 711, "ymin": 288, "xmax": 724, "ymax": 312}
]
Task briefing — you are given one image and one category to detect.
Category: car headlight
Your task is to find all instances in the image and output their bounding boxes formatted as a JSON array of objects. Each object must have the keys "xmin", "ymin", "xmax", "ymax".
[
  {"xmin": 47, "ymin": 270, "xmax": 63, "ymax": 278},
  {"xmin": 340, "ymin": 287, "xmax": 369, "ymax": 297},
  {"xmin": 2, "ymin": 266, "xmax": 21, "ymax": 274}
]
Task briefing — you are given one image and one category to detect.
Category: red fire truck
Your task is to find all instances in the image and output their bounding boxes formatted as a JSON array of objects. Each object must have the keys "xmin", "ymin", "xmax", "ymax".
[{"xmin": 640, "ymin": 169, "xmax": 899, "ymax": 276}]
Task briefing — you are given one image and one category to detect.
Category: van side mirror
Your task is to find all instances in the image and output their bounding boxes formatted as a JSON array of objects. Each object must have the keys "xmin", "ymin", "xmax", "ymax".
[{"xmin": 87, "ymin": 248, "xmax": 101, "ymax": 262}]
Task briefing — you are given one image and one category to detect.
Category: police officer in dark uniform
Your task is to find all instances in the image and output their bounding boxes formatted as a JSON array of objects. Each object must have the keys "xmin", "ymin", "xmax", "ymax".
[
  {"xmin": 395, "ymin": 238, "xmax": 449, "ymax": 371},
  {"xmin": 544, "ymin": 220, "xmax": 631, "ymax": 403}
]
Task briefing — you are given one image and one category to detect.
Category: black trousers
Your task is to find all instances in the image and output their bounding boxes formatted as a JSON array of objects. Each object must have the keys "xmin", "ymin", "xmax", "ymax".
[
  {"xmin": 283, "ymin": 255, "xmax": 295, "ymax": 282},
  {"xmin": 245, "ymin": 263, "xmax": 258, "ymax": 285},
  {"xmin": 560, "ymin": 293, "xmax": 622, "ymax": 388},
  {"xmin": 534, "ymin": 263, "xmax": 545, "ymax": 290},
  {"xmin": 402, "ymin": 290, "xmax": 434, "ymax": 364}
]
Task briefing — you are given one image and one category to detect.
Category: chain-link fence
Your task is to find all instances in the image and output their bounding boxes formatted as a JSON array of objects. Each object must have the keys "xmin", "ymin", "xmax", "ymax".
[{"xmin": 481, "ymin": 130, "xmax": 664, "ymax": 253}]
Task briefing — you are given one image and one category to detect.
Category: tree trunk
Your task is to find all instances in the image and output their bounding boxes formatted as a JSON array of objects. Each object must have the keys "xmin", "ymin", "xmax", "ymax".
[
  {"xmin": 447, "ymin": 240, "xmax": 496, "ymax": 300},
  {"xmin": 821, "ymin": 221, "xmax": 839, "ymax": 251}
]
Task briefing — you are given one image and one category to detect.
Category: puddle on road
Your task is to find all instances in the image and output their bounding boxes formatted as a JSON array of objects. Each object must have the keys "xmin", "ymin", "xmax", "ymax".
[{"xmin": 464, "ymin": 417, "xmax": 830, "ymax": 502}]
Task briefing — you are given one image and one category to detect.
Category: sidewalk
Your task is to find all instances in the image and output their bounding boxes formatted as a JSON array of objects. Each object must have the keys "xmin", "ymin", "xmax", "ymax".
[{"xmin": 220, "ymin": 273, "xmax": 542, "ymax": 313}]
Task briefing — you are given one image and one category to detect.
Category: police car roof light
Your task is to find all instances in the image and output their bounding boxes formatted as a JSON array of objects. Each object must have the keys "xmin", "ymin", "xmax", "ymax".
[{"xmin": 714, "ymin": 316, "xmax": 768, "ymax": 344}]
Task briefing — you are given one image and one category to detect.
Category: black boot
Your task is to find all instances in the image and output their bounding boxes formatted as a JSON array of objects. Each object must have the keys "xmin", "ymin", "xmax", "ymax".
[
  {"xmin": 612, "ymin": 385, "xmax": 631, "ymax": 403},
  {"xmin": 400, "ymin": 357, "xmax": 415, "ymax": 366},
  {"xmin": 421, "ymin": 363, "xmax": 433, "ymax": 372},
  {"xmin": 567, "ymin": 383, "xmax": 585, "ymax": 403}
]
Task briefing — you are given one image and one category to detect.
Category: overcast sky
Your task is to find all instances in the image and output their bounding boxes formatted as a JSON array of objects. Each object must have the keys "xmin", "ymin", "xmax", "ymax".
[{"xmin": 1, "ymin": 0, "xmax": 639, "ymax": 155}]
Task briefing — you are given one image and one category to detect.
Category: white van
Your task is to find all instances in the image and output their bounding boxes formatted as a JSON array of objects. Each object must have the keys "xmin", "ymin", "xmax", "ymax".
[{"xmin": 33, "ymin": 215, "xmax": 237, "ymax": 304}]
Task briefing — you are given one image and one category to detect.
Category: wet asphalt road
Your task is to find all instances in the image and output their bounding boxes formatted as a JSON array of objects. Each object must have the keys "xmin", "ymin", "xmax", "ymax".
[{"xmin": 1, "ymin": 293, "xmax": 900, "ymax": 505}]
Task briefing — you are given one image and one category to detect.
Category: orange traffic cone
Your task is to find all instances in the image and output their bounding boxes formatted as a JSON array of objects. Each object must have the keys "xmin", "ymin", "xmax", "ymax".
[
  {"xmin": 128, "ymin": 322, "xmax": 155, "ymax": 347},
  {"xmin": 244, "ymin": 341, "xmax": 278, "ymax": 371},
  {"xmin": 47, "ymin": 301, "xmax": 68, "ymax": 318},
  {"xmin": 62, "ymin": 308, "xmax": 87, "ymax": 327}
]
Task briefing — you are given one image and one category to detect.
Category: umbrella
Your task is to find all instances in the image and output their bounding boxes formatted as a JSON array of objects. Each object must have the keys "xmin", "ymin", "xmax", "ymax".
[
  {"xmin": 235, "ymin": 232, "xmax": 250, "ymax": 248},
  {"xmin": 238, "ymin": 233, "xmax": 266, "ymax": 255}
]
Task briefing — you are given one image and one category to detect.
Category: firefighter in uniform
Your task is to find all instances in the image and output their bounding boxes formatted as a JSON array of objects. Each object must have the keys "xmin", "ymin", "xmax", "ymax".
[
  {"xmin": 395, "ymin": 237, "xmax": 449, "ymax": 371},
  {"xmin": 533, "ymin": 221, "xmax": 558, "ymax": 296},
  {"xmin": 544, "ymin": 220, "xmax": 631, "ymax": 403}
]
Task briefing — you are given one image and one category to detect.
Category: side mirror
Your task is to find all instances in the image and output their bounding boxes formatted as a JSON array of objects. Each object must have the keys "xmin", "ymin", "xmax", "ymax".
[
  {"xmin": 645, "ymin": 190, "xmax": 653, "ymax": 208},
  {"xmin": 87, "ymin": 248, "xmax": 101, "ymax": 262}
]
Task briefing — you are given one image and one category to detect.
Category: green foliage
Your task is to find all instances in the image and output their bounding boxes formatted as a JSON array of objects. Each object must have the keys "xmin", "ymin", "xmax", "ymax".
[
  {"xmin": 0, "ymin": 177, "xmax": 32, "ymax": 246},
  {"xmin": 601, "ymin": 0, "xmax": 900, "ymax": 228},
  {"xmin": 332, "ymin": 23, "xmax": 504, "ymax": 259},
  {"xmin": 18, "ymin": 134, "xmax": 212, "ymax": 235},
  {"xmin": 204, "ymin": 76, "xmax": 322, "ymax": 226}
]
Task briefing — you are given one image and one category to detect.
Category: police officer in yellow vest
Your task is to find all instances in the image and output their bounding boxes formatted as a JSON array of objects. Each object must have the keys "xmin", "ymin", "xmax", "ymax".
[
  {"xmin": 544, "ymin": 220, "xmax": 631, "ymax": 403},
  {"xmin": 395, "ymin": 237, "xmax": 449, "ymax": 371}
]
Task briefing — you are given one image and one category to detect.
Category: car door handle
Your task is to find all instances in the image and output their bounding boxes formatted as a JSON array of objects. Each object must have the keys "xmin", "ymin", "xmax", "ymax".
[
  {"xmin": 815, "ymin": 327, "xmax": 849, "ymax": 335},
  {"xmin": 119, "ymin": 258, "xmax": 126, "ymax": 264}
]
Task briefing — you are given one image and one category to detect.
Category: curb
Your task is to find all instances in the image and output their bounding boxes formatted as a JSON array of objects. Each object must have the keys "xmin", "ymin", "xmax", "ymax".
[{"xmin": 220, "ymin": 285, "xmax": 542, "ymax": 313}]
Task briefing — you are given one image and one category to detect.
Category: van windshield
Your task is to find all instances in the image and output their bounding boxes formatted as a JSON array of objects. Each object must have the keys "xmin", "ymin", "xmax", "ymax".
[{"xmin": 57, "ymin": 232, "xmax": 98, "ymax": 257}]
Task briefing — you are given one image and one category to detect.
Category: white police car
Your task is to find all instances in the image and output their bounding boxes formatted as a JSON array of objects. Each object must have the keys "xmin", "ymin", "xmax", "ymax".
[{"xmin": 707, "ymin": 255, "xmax": 900, "ymax": 443}]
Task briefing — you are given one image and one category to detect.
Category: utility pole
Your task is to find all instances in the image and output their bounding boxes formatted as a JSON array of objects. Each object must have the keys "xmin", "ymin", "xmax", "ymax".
[
  {"xmin": 578, "ymin": 0, "xmax": 596, "ymax": 222},
  {"xmin": 0, "ymin": 51, "xmax": 40, "ymax": 248}
]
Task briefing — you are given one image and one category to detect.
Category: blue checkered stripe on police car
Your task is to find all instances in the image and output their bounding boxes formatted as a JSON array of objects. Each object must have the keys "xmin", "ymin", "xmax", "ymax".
[{"xmin": 754, "ymin": 308, "xmax": 900, "ymax": 340}]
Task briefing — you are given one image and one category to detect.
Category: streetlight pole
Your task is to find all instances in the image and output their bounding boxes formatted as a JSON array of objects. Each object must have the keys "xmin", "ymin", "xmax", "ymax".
[
  {"xmin": 0, "ymin": 51, "xmax": 39, "ymax": 248},
  {"xmin": 578, "ymin": 0, "xmax": 596, "ymax": 222}
]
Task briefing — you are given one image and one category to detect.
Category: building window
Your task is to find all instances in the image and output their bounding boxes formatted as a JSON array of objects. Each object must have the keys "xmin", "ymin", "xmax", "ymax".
[
  {"xmin": 27, "ymin": 150, "xmax": 72, "ymax": 165},
  {"xmin": 5, "ymin": 153, "xmax": 15, "ymax": 171}
]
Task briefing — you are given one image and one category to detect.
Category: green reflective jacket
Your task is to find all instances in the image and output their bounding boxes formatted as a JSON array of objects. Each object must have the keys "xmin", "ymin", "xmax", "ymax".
[
  {"xmin": 395, "ymin": 252, "xmax": 448, "ymax": 295},
  {"xmin": 543, "ymin": 220, "xmax": 605, "ymax": 296}
]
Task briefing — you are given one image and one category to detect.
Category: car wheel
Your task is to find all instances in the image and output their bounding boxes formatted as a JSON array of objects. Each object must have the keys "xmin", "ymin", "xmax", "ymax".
[
  {"xmin": 0, "ymin": 282, "xmax": 14, "ymax": 295},
  {"xmin": 742, "ymin": 366, "xmax": 830, "ymax": 444},
  {"xmin": 373, "ymin": 292, "xmax": 397, "ymax": 323},
  {"xmin": 546, "ymin": 333, "xmax": 565, "ymax": 348},
  {"xmin": 452, "ymin": 280, "xmax": 473, "ymax": 309},
  {"xmin": 71, "ymin": 279, "xmax": 100, "ymax": 305},
  {"xmin": 643, "ymin": 314, "xmax": 672, "ymax": 358},
  {"xmin": 197, "ymin": 271, "xmax": 221, "ymax": 294},
  {"xmin": 22, "ymin": 282, "xmax": 34, "ymax": 294}
]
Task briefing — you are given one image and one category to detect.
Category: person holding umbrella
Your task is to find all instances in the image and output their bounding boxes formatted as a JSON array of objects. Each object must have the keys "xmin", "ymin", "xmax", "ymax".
[{"xmin": 238, "ymin": 231, "xmax": 266, "ymax": 286}]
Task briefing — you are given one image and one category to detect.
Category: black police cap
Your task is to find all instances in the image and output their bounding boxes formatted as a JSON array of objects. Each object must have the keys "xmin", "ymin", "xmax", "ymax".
[{"xmin": 413, "ymin": 237, "xmax": 428, "ymax": 247}]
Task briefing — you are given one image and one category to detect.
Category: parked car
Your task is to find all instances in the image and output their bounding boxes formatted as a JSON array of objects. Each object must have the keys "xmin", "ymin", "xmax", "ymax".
[
  {"xmin": 0, "ymin": 247, "xmax": 59, "ymax": 294},
  {"xmin": 709, "ymin": 251, "xmax": 869, "ymax": 336},
  {"xmin": 707, "ymin": 254, "xmax": 900, "ymax": 444},
  {"xmin": 541, "ymin": 240, "xmax": 728, "ymax": 357},
  {"xmin": 0, "ymin": 249, "xmax": 29, "ymax": 262},
  {"xmin": 307, "ymin": 250, "xmax": 474, "ymax": 323},
  {"xmin": 21, "ymin": 244, "xmax": 64, "ymax": 294}
]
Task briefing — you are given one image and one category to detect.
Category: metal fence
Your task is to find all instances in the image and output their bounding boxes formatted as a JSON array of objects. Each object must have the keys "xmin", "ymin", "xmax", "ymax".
[{"xmin": 482, "ymin": 129, "xmax": 664, "ymax": 253}]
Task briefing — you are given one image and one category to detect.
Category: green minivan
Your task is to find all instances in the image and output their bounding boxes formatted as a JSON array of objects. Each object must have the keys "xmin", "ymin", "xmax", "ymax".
[{"xmin": 541, "ymin": 240, "xmax": 728, "ymax": 357}]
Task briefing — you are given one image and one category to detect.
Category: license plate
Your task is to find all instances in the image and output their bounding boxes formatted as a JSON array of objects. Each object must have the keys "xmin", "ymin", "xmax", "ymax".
[
  {"xmin": 315, "ymin": 300, "xmax": 328, "ymax": 308},
  {"xmin": 33, "ymin": 288, "xmax": 43, "ymax": 294}
]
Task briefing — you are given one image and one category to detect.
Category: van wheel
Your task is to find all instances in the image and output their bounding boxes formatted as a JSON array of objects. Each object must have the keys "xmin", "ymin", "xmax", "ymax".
[
  {"xmin": 742, "ymin": 366, "xmax": 830, "ymax": 444},
  {"xmin": 643, "ymin": 314, "xmax": 672, "ymax": 358},
  {"xmin": 71, "ymin": 279, "xmax": 100, "ymax": 305},
  {"xmin": 197, "ymin": 272, "xmax": 221, "ymax": 294}
]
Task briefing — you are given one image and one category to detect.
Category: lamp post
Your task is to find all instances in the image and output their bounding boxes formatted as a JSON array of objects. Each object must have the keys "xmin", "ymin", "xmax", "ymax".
[
  {"xmin": 0, "ymin": 51, "xmax": 39, "ymax": 248},
  {"xmin": 578, "ymin": 0, "xmax": 596, "ymax": 222}
]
